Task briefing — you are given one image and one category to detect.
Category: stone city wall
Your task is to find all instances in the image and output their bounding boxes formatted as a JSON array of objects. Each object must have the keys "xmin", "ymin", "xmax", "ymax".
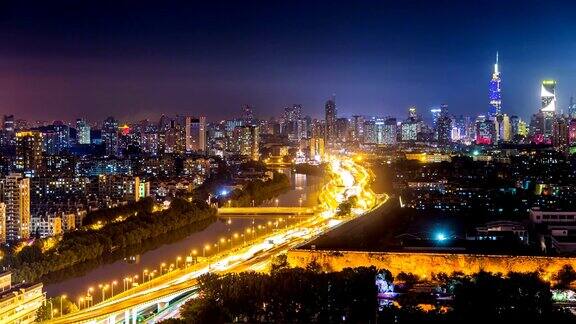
[{"xmin": 287, "ymin": 249, "xmax": 576, "ymax": 279}]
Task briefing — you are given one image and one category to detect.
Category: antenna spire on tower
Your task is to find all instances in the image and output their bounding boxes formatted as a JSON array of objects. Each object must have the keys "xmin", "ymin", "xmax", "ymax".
[{"xmin": 495, "ymin": 51, "xmax": 499, "ymax": 74}]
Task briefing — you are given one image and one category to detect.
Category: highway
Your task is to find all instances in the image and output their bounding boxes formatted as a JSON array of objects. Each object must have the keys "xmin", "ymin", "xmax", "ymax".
[{"xmin": 47, "ymin": 155, "xmax": 380, "ymax": 323}]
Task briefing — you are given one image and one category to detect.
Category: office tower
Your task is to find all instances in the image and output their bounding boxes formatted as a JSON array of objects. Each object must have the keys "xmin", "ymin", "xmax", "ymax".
[
  {"xmin": 336, "ymin": 118, "xmax": 349, "ymax": 143},
  {"xmin": 539, "ymin": 80, "xmax": 557, "ymax": 143},
  {"xmin": 233, "ymin": 125, "xmax": 260, "ymax": 160},
  {"xmin": 76, "ymin": 118, "xmax": 91, "ymax": 144},
  {"xmin": 164, "ymin": 122, "xmax": 185, "ymax": 154},
  {"xmin": 324, "ymin": 97, "xmax": 337, "ymax": 143},
  {"xmin": 350, "ymin": 115, "xmax": 365, "ymax": 143},
  {"xmin": 518, "ymin": 120, "xmax": 529, "ymax": 137},
  {"xmin": 402, "ymin": 107, "xmax": 422, "ymax": 142},
  {"xmin": 311, "ymin": 119, "xmax": 325, "ymax": 140},
  {"xmin": 553, "ymin": 117, "xmax": 569, "ymax": 147},
  {"xmin": 401, "ymin": 119, "xmax": 419, "ymax": 142},
  {"xmin": 102, "ymin": 116, "xmax": 119, "ymax": 156},
  {"xmin": 475, "ymin": 115, "xmax": 496, "ymax": 145},
  {"xmin": 489, "ymin": 52, "xmax": 502, "ymax": 119},
  {"xmin": 383, "ymin": 118, "xmax": 397, "ymax": 145},
  {"xmin": 430, "ymin": 107, "xmax": 442, "ymax": 128},
  {"xmin": 510, "ymin": 115, "xmax": 520, "ymax": 139},
  {"xmin": 569, "ymin": 96, "xmax": 576, "ymax": 118},
  {"xmin": 363, "ymin": 120, "xmax": 377, "ymax": 144},
  {"xmin": 529, "ymin": 112, "xmax": 546, "ymax": 144},
  {"xmin": 498, "ymin": 114, "xmax": 511, "ymax": 142},
  {"xmin": 541, "ymin": 80, "xmax": 557, "ymax": 113},
  {"xmin": 2, "ymin": 173, "xmax": 31, "ymax": 242},
  {"xmin": 436, "ymin": 114, "xmax": 452, "ymax": 145},
  {"xmin": 185, "ymin": 116, "xmax": 207, "ymax": 152},
  {"xmin": 296, "ymin": 118, "xmax": 309, "ymax": 141},
  {"xmin": 15, "ymin": 131, "xmax": 43, "ymax": 176},
  {"xmin": 52, "ymin": 121, "xmax": 71, "ymax": 152},
  {"xmin": 408, "ymin": 106, "xmax": 417, "ymax": 119}
]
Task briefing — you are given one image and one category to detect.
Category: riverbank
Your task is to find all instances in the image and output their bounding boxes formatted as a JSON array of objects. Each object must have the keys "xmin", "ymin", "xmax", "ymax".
[{"xmin": 3, "ymin": 199, "xmax": 217, "ymax": 283}]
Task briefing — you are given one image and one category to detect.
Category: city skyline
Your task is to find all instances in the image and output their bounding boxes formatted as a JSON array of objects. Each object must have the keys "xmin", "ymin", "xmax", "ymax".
[{"xmin": 1, "ymin": 1, "xmax": 576, "ymax": 121}]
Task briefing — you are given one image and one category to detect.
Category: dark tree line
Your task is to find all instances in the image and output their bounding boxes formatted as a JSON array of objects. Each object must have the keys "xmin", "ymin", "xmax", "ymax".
[
  {"xmin": 226, "ymin": 172, "xmax": 290, "ymax": 207},
  {"xmin": 2, "ymin": 198, "xmax": 216, "ymax": 283},
  {"xmin": 82, "ymin": 197, "xmax": 155, "ymax": 226},
  {"xmin": 162, "ymin": 265, "xmax": 576, "ymax": 324}
]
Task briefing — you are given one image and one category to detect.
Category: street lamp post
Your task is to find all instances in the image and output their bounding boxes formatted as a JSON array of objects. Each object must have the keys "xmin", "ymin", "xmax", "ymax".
[
  {"xmin": 275, "ymin": 198, "xmax": 279, "ymax": 207},
  {"xmin": 160, "ymin": 263, "xmax": 166, "ymax": 275},
  {"xmin": 60, "ymin": 294, "xmax": 66, "ymax": 316},
  {"xmin": 87, "ymin": 287, "xmax": 94, "ymax": 307},
  {"xmin": 203, "ymin": 245, "xmax": 210, "ymax": 257},
  {"xmin": 111, "ymin": 281, "xmax": 117, "ymax": 297},
  {"xmin": 143, "ymin": 269, "xmax": 149, "ymax": 283},
  {"xmin": 176, "ymin": 256, "xmax": 182, "ymax": 269}
]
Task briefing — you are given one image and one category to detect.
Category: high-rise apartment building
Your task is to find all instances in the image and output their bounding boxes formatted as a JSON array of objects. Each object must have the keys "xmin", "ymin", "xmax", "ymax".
[
  {"xmin": 232, "ymin": 125, "xmax": 260, "ymax": 161},
  {"xmin": 102, "ymin": 116, "xmax": 119, "ymax": 156},
  {"xmin": 185, "ymin": 116, "xmax": 207, "ymax": 152},
  {"xmin": 15, "ymin": 131, "xmax": 43, "ymax": 176},
  {"xmin": 76, "ymin": 118, "xmax": 91, "ymax": 144},
  {"xmin": 383, "ymin": 118, "xmax": 397, "ymax": 146},
  {"xmin": 2, "ymin": 173, "xmax": 31, "ymax": 242},
  {"xmin": 0, "ymin": 203, "xmax": 5, "ymax": 244},
  {"xmin": 324, "ymin": 97, "xmax": 337, "ymax": 144}
]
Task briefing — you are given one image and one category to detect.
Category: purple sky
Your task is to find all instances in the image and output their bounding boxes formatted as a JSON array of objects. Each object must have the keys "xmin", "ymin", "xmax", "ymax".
[{"xmin": 1, "ymin": 1, "xmax": 576, "ymax": 122}]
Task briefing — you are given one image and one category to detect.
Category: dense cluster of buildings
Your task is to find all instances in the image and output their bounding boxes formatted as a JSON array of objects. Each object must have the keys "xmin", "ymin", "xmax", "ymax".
[{"xmin": 318, "ymin": 54, "xmax": 574, "ymax": 150}]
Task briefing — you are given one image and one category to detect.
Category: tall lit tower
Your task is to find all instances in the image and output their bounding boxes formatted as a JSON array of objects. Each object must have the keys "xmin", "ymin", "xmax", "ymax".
[
  {"xmin": 324, "ymin": 96, "xmax": 337, "ymax": 143},
  {"xmin": 488, "ymin": 52, "xmax": 502, "ymax": 119},
  {"xmin": 540, "ymin": 80, "xmax": 557, "ymax": 113},
  {"xmin": 540, "ymin": 80, "xmax": 557, "ymax": 144}
]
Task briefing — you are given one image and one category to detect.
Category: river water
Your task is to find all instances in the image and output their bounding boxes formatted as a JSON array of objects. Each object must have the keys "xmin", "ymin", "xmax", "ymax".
[{"xmin": 44, "ymin": 170, "xmax": 321, "ymax": 299}]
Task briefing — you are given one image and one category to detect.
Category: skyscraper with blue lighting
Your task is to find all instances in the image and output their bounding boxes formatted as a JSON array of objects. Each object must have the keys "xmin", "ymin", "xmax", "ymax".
[{"xmin": 489, "ymin": 52, "xmax": 502, "ymax": 119}]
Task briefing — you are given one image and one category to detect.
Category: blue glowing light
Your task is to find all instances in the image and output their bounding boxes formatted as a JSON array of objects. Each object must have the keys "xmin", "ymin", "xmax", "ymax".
[
  {"xmin": 220, "ymin": 189, "xmax": 229, "ymax": 196},
  {"xmin": 435, "ymin": 233, "xmax": 447, "ymax": 241}
]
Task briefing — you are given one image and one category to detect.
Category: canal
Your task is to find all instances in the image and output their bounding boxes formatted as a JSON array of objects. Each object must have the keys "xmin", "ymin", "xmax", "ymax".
[{"xmin": 44, "ymin": 170, "xmax": 322, "ymax": 299}]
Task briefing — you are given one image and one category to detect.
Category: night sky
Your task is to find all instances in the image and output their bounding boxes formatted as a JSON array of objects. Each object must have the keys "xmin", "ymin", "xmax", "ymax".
[{"xmin": 1, "ymin": 0, "xmax": 576, "ymax": 122}]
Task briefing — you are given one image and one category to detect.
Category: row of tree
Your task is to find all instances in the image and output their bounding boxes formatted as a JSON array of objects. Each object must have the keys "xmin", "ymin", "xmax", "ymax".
[
  {"xmin": 3, "ymin": 198, "xmax": 217, "ymax": 283},
  {"xmin": 226, "ymin": 172, "xmax": 290, "ymax": 207},
  {"xmin": 162, "ymin": 261, "xmax": 576, "ymax": 323},
  {"xmin": 81, "ymin": 197, "xmax": 155, "ymax": 226}
]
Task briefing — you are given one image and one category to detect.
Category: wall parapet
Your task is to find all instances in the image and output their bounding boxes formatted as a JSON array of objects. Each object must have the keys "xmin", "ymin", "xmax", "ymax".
[{"xmin": 287, "ymin": 249, "xmax": 576, "ymax": 278}]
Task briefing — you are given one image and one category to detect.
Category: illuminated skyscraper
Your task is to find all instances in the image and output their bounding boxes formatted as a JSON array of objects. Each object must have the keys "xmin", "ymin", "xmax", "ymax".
[
  {"xmin": 2, "ymin": 173, "xmax": 30, "ymax": 242},
  {"xmin": 430, "ymin": 108, "xmax": 442, "ymax": 127},
  {"xmin": 489, "ymin": 52, "xmax": 502, "ymax": 119},
  {"xmin": 76, "ymin": 118, "xmax": 91, "ymax": 144},
  {"xmin": 102, "ymin": 116, "xmax": 119, "ymax": 156},
  {"xmin": 185, "ymin": 116, "xmax": 207, "ymax": 152},
  {"xmin": 324, "ymin": 97, "xmax": 337, "ymax": 143},
  {"xmin": 541, "ymin": 80, "xmax": 557, "ymax": 113},
  {"xmin": 540, "ymin": 80, "xmax": 557, "ymax": 143},
  {"xmin": 16, "ymin": 131, "xmax": 43, "ymax": 176}
]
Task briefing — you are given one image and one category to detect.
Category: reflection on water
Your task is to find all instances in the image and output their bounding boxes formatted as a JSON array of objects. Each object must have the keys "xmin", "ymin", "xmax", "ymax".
[{"xmin": 44, "ymin": 171, "xmax": 321, "ymax": 298}]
